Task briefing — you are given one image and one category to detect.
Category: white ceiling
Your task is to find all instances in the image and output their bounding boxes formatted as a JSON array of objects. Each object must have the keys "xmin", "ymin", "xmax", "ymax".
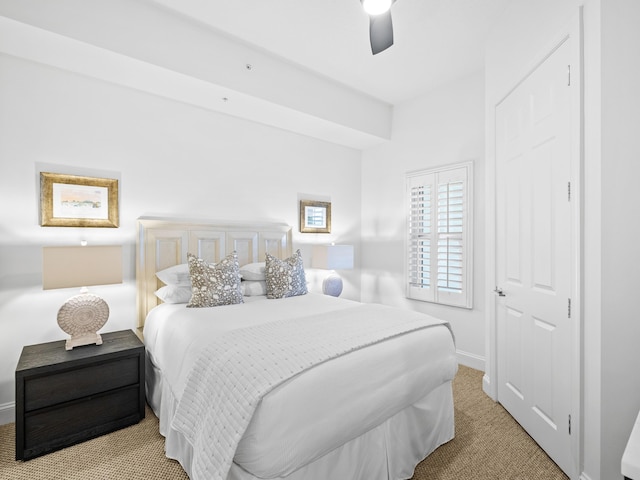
[{"xmin": 150, "ymin": 0, "xmax": 511, "ymax": 105}]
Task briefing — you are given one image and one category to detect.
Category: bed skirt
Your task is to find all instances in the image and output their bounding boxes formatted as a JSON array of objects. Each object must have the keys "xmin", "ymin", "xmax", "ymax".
[{"xmin": 146, "ymin": 353, "xmax": 455, "ymax": 480}]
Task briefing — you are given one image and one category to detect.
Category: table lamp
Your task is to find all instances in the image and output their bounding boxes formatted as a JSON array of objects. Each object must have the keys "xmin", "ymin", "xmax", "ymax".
[
  {"xmin": 311, "ymin": 244, "xmax": 354, "ymax": 297},
  {"xmin": 43, "ymin": 245, "xmax": 122, "ymax": 350}
]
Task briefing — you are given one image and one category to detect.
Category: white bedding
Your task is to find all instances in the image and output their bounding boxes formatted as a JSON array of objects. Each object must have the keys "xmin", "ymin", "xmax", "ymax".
[{"xmin": 144, "ymin": 293, "xmax": 457, "ymax": 479}]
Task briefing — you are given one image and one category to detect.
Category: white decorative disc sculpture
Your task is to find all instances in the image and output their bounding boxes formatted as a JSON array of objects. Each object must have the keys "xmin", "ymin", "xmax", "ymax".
[{"xmin": 57, "ymin": 293, "xmax": 109, "ymax": 350}]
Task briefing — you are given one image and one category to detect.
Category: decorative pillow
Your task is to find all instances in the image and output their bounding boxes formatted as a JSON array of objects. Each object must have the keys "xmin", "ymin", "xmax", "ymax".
[
  {"xmin": 239, "ymin": 262, "xmax": 266, "ymax": 281},
  {"xmin": 265, "ymin": 250, "xmax": 308, "ymax": 299},
  {"xmin": 186, "ymin": 252, "xmax": 244, "ymax": 308},
  {"xmin": 241, "ymin": 280, "xmax": 267, "ymax": 297},
  {"xmin": 156, "ymin": 263, "xmax": 190, "ymax": 286},
  {"xmin": 154, "ymin": 285, "xmax": 192, "ymax": 304}
]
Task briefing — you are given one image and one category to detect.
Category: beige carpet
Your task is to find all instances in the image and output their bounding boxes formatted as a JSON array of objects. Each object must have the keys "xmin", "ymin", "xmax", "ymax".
[
  {"xmin": 413, "ymin": 366, "xmax": 568, "ymax": 480},
  {"xmin": 0, "ymin": 365, "xmax": 567, "ymax": 480}
]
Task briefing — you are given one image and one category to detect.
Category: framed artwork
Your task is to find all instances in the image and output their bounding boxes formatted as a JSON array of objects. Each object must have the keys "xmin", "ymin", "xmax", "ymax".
[
  {"xmin": 40, "ymin": 172, "xmax": 119, "ymax": 228},
  {"xmin": 300, "ymin": 200, "xmax": 331, "ymax": 233}
]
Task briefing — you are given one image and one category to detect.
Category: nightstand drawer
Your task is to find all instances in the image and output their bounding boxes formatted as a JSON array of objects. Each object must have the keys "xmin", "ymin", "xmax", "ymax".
[
  {"xmin": 24, "ymin": 356, "xmax": 139, "ymax": 411},
  {"xmin": 22, "ymin": 385, "xmax": 141, "ymax": 458}
]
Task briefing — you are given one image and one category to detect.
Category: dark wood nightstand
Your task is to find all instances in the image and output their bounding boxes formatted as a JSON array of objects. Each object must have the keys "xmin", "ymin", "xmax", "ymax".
[{"xmin": 15, "ymin": 329, "xmax": 145, "ymax": 460}]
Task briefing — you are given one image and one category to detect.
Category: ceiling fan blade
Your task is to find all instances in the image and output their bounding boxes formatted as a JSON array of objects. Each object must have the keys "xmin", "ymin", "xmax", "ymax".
[{"xmin": 369, "ymin": 9, "xmax": 393, "ymax": 54}]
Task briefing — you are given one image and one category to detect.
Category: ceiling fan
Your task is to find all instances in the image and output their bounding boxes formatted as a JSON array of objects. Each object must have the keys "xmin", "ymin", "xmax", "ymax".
[{"xmin": 361, "ymin": 0, "xmax": 397, "ymax": 55}]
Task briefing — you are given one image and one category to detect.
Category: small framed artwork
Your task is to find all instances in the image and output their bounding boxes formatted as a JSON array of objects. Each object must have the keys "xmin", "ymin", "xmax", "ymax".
[
  {"xmin": 300, "ymin": 200, "xmax": 331, "ymax": 233},
  {"xmin": 40, "ymin": 172, "xmax": 119, "ymax": 228}
]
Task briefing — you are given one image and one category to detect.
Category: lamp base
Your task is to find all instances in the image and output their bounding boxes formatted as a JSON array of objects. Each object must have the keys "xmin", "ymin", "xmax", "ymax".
[
  {"xmin": 322, "ymin": 273, "xmax": 343, "ymax": 297},
  {"xmin": 65, "ymin": 332, "xmax": 103, "ymax": 351},
  {"xmin": 57, "ymin": 293, "xmax": 109, "ymax": 350}
]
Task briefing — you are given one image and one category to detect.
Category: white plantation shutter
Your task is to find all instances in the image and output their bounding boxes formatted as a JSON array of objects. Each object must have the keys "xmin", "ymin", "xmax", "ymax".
[
  {"xmin": 406, "ymin": 162, "xmax": 472, "ymax": 308},
  {"xmin": 408, "ymin": 176, "xmax": 434, "ymax": 302}
]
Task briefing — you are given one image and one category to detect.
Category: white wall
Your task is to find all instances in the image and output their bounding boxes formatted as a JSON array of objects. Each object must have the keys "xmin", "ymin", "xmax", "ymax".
[
  {"xmin": 582, "ymin": 1, "xmax": 603, "ymax": 479},
  {"xmin": 0, "ymin": 53, "xmax": 363, "ymax": 421},
  {"xmin": 600, "ymin": 1, "xmax": 640, "ymax": 479},
  {"xmin": 360, "ymin": 72, "xmax": 486, "ymax": 370}
]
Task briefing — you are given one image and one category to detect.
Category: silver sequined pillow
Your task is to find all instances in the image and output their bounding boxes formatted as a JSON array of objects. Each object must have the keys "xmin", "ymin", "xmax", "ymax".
[
  {"xmin": 265, "ymin": 249, "xmax": 308, "ymax": 299},
  {"xmin": 186, "ymin": 252, "xmax": 244, "ymax": 308}
]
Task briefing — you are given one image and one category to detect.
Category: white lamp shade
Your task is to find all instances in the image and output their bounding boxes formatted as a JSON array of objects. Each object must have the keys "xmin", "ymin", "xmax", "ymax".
[{"xmin": 311, "ymin": 245, "xmax": 354, "ymax": 270}]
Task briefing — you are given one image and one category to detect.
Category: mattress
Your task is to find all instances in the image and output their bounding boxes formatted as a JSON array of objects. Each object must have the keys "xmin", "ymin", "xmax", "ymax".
[{"xmin": 144, "ymin": 293, "xmax": 457, "ymax": 479}]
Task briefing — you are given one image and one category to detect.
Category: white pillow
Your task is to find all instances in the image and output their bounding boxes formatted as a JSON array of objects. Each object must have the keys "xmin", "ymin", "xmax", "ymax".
[
  {"xmin": 154, "ymin": 285, "xmax": 192, "ymax": 304},
  {"xmin": 156, "ymin": 263, "xmax": 190, "ymax": 286},
  {"xmin": 241, "ymin": 280, "xmax": 267, "ymax": 296},
  {"xmin": 239, "ymin": 262, "xmax": 266, "ymax": 281}
]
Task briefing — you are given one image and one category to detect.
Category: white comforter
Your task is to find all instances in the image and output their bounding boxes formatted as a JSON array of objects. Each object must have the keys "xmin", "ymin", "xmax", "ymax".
[{"xmin": 144, "ymin": 293, "xmax": 457, "ymax": 479}]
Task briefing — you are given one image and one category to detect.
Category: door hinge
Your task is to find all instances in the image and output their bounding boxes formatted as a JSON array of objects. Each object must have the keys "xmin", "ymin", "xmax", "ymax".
[
  {"xmin": 568, "ymin": 414, "xmax": 572, "ymax": 435},
  {"xmin": 568, "ymin": 298, "xmax": 572, "ymax": 318},
  {"xmin": 568, "ymin": 181, "xmax": 571, "ymax": 201},
  {"xmin": 568, "ymin": 65, "xmax": 571, "ymax": 86}
]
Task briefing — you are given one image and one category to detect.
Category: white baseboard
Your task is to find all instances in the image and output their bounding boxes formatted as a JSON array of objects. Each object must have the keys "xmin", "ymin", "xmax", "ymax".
[
  {"xmin": 579, "ymin": 473, "xmax": 594, "ymax": 480},
  {"xmin": 0, "ymin": 402, "xmax": 14, "ymax": 426},
  {"xmin": 456, "ymin": 349, "xmax": 485, "ymax": 372}
]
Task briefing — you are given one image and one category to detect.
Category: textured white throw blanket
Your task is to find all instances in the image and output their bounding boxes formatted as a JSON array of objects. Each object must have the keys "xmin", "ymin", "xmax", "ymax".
[{"xmin": 171, "ymin": 302, "xmax": 449, "ymax": 480}]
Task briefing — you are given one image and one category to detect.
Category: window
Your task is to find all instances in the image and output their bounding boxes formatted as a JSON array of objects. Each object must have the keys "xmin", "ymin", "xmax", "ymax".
[{"xmin": 406, "ymin": 162, "xmax": 472, "ymax": 308}]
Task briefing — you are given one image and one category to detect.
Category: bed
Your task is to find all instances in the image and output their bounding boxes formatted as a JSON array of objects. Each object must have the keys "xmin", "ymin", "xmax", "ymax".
[{"xmin": 136, "ymin": 217, "xmax": 458, "ymax": 480}]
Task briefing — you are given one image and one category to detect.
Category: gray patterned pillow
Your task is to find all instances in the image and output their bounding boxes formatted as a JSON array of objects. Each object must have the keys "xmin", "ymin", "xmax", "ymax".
[
  {"xmin": 186, "ymin": 252, "xmax": 244, "ymax": 308},
  {"xmin": 265, "ymin": 249, "xmax": 308, "ymax": 299}
]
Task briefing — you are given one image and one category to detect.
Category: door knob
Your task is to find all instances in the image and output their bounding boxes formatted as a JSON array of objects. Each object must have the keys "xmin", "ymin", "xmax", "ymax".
[{"xmin": 494, "ymin": 287, "xmax": 506, "ymax": 297}]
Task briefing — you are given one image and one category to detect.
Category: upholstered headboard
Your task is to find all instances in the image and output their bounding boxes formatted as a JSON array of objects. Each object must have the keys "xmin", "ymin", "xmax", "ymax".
[{"xmin": 135, "ymin": 217, "xmax": 293, "ymax": 329}]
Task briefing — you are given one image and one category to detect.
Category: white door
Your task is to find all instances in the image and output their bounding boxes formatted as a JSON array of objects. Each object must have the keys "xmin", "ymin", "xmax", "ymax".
[{"xmin": 495, "ymin": 39, "xmax": 574, "ymax": 476}]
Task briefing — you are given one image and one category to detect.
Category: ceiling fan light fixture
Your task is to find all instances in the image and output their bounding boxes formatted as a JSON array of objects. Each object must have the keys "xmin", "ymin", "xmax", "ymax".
[{"xmin": 362, "ymin": 0, "xmax": 392, "ymax": 16}]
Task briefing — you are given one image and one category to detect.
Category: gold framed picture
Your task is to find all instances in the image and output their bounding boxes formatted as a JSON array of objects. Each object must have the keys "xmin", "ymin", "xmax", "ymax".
[
  {"xmin": 40, "ymin": 172, "xmax": 119, "ymax": 228},
  {"xmin": 300, "ymin": 200, "xmax": 331, "ymax": 233}
]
